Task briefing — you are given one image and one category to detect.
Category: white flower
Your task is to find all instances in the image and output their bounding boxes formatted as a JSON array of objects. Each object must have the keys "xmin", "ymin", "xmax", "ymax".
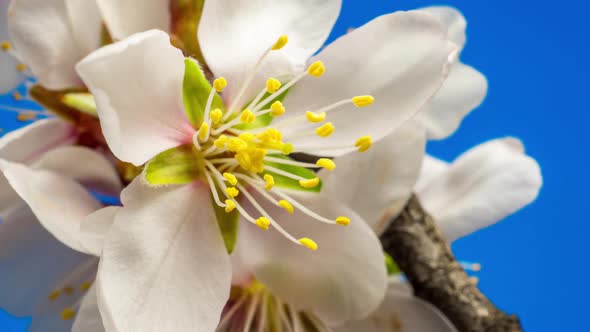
[
  {"xmin": 415, "ymin": 6, "xmax": 489, "ymax": 140},
  {"xmin": 2, "ymin": 0, "xmax": 170, "ymax": 91},
  {"xmin": 73, "ymin": 0, "xmax": 457, "ymax": 330},
  {"xmin": 0, "ymin": 119, "xmax": 123, "ymax": 330},
  {"xmin": 321, "ymin": 135, "xmax": 542, "ymax": 331}
]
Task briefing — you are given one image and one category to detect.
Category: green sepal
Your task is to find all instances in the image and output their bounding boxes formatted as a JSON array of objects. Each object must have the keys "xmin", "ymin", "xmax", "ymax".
[
  {"xmin": 233, "ymin": 88, "xmax": 290, "ymax": 131},
  {"xmin": 262, "ymin": 154, "xmax": 322, "ymax": 193},
  {"xmin": 211, "ymin": 178, "xmax": 239, "ymax": 254},
  {"xmin": 183, "ymin": 58, "xmax": 225, "ymax": 127},
  {"xmin": 62, "ymin": 93, "xmax": 97, "ymax": 115},
  {"xmin": 144, "ymin": 144, "xmax": 203, "ymax": 185},
  {"xmin": 385, "ymin": 252, "xmax": 401, "ymax": 275}
]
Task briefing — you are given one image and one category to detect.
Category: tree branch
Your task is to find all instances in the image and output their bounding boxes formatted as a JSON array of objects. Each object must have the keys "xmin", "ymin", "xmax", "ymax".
[{"xmin": 379, "ymin": 195, "xmax": 523, "ymax": 332}]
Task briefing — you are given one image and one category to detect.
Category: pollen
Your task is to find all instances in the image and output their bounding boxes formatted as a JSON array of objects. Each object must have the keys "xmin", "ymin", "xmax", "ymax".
[
  {"xmin": 271, "ymin": 35, "xmax": 289, "ymax": 50},
  {"xmin": 225, "ymin": 199, "xmax": 236, "ymax": 213},
  {"xmin": 298, "ymin": 238, "xmax": 318, "ymax": 251},
  {"xmin": 316, "ymin": 158, "xmax": 336, "ymax": 171},
  {"xmin": 255, "ymin": 217, "xmax": 271, "ymax": 230},
  {"xmin": 210, "ymin": 109, "xmax": 223, "ymax": 124},
  {"xmin": 198, "ymin": 122, "xmax": 209, "ymax": 141},
  {"xmin": 239, "ymin": 133, "xmax": 256, "ymax": 142},
  {"xmin": 17, "ymin": 111, "xmax": 37, "ymax": 122},
  {"xmin": 316, "ymin": 122, "xmax": 335, "ymax": 137},
  {"xmin": 257, "ymin": 128, "xmax": 282, "ymax": 143},
  {"xmin": 299, "ymin": 177, "xmax": 320, "ymax": 189},
  {"xmin": 308, "ymin": 61, "xmax": 325, "ymax": 77},
  {"xmin": 335, "ymin": 216, "xmax": 351, "ymax": 226},
  {"xmin": 16, "ymin": 63, "xmax": 26, "ymax": 72},
  {"xmin": 240, "ymin": 109, "xmax": 256, "ymax": 124},
  {"xmin": 355, "ymin": 136, "xmax": 372, "ymax": 152},
  {"xmin": 1, "ymin": 41, "xmax": 11, "ymax": 51},
  {"xmin": 213, "ymin": 77, "xmax": 227, "ymax": 92},
  {"xmin": 270, "ymin": 101, "xmax": 285, "ymax": 116},
  {"xmin": 281, "ymin": 143, "xmax": 294, "ymax": 155},
  {"xmin": 263, "ymin": 174, "xmax": 275, "ymax": 190},
  {"xmin": 306, "ymin": 111, "xmax": 326, "ymax": 123},
  {"xmin": 12, "ymin": 92, "xmax": 22, "ymax": 101},
  {"xmin": 80, "ymin": 281, "xmax": 92, "ymax": 292},
  {"xmin": 223, "ymin": 172, "xmax": 238, "ymax": 186},
  {"xmin": 48, "ymin": 290, "xmax": 60, "ymax": 301},
  {"xmin": 214, "ymin": 135, "xmax": 228, "ymax": 148},
  {"xmin": 60, "ymin": 307, "xmax": 76, "ymax": 321},
  {"xmin": 266, "ymin": 78, "xmax": 281, "ymax": 93},
  {"xmin": 228, "ymin": 137, "xmax": 248, "ymax": 152},
  {"xmin": 352, "ymin": 95, "xmax": 375, "ymax": 108},
  {"xmin": 278, "ymin": 200, "xmax": 294, "ymax": 214},
  {"xmin": 226, "ymin": 187, "xmax": 240, "ymax": 198}
]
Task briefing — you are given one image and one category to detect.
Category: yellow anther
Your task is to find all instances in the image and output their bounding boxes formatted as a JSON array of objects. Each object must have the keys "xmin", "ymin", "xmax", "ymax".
[
  {"xmin": 255, "ymin": 217, "xmax": 271, "ymax": 230},
  {"xmin": 239, "ymin": 133, "xmax": 255, "ymax": 142},
  {"xmin": 80, "ymin": 281, "xmax": 92, "ymax": 292},
  {"xmin": 210, "ymin": 109, "xmax": 223, "ymax": 124},
  {"xmin": 224, "ymin": 199, "xmax": 236, "ymax": 213},
  {"xmin": 213, "ymin": 77, "xmax": 227, "ymax": 92},
  {"xmin": 12, "ymin": 92, "xmax": 22, "ymax": 100},
  {"xmin": 278, "ymin": 200, "xmax": 294, "ymax": 214},
  {"xmin": 270, "ymin": 101, "xmax": 285, "ymax": 116},
  {"xmin": 355, "ymin": 135, "xmax": 373, "ymax": 152},
  {"xmin": 228, "ymin": 137, "xmax": 248, "ymax": 152},
  {"xmin": 223, "ymin": 172, "xmax": 238, "ymax": 186},
  {"xmin": 263, "ymin": 174, "xmax": 275, "ymax": 190},
  {"xmin": 271, "ymin": 35, "xmax": 289, "ymax": 50},
  {"xmin": 63, "ymin": 286, "xmax": 74, "ymax": 295},
  {"xmin": 316, "ymin": 158, "xmax": 336, "ymax": 171},
  {"xmin": 266, "ymin": 78, "xmax": 282, "ymax": 93},
  {"xmin": 281, "ymin": 143, "xmax": 294, "ymax": 155},
  {"xmin": 352, "ymin": 95, "xmax": 375, "ymax": 108},
  {"xmin": 298, "ymin": 238, "xmax": 318, "ymax": 251},
  {"xmin": 240, "ymin": 109, "xmax": 256, "ymax": 124},
  {"xmin": 335, "ymin": 216, "xmax": 351, "ymax": 226},
  {"xmin": 198, "ymin": 122, "xmax": 209, "ymax": 141},
  {"xmin": 17, "ymin": 111, "xmax": 36, "ymax": 122},
  {"xmin": 1, "ymin": 41, "xmax": 11, "ymax": 51},
  {"xmin": 48, "ymin": 290, "xmax": 60, "ymax": 301},
  {"xmin": 257, "ymin": 128, "xmax": 283, "ymax": 143},
  {"xmin": 299, "ymin": 177, "xmax": 320, "ymax": 189},
  {"xmin": 306, "ymin": 111, "xmax": 326, "ymax": 123},
  {"xmin": 308, "ymin": 61, "xmax": 325, "ymax": 77},
  {"xmin": 226, "ymin": 187, "xmax": 240, "ymax": 198},
  {"xmin": 16, "ymin": 63, "xmax": 26, "ymax": 72},
  {"xmin": 61, "ymin": 307, "xmax": 76, "ymax": 320},
  {"xmin": 316, "ymin": 122, "xmax": 335, "ymax": 137},
  {"xmin": 214, "ymin": 135, "xmax": 228, "ymax": 148}
]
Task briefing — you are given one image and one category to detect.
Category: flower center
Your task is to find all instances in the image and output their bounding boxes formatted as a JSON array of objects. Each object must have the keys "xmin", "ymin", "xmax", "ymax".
[
  {"xmin": 188, "ymin": 35, "xmax": 374, "ymax": 250},
  {"xmin": 217, "ymin": 280, "xmax": 328, "ymax": 332},
  {"xmin": 191, "ymin": 35, "xmax": 375, "ymax": 251}
]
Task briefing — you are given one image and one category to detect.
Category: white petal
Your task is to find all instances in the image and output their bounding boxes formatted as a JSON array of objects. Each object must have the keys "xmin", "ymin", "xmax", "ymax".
[
  {"xmin": 34, "ymin": 146, "xmax": 123, "ymax": 196},
  {"xmin": 418, "ymin": 138, "xmax": 543, "ymax": 241},
  {"xmin": 414, "ymin": 155, "xmax": 449, "ymax": 193},
  {"xmin": 419, "ymin": 6, "xmax": 467, "ymax": 50},
  {"xmin": 65, "ymin": 0, "xmax": 102, "ymax": 54},
  {"xmin": 418, "ymin": 63, "xmax": 488, "ymax": 139},
  {"xmin": 198, "ymin": 0, "xmax": 341, "ymax": 105},
  {"xmin": 320, "ymin": 122, "xmax": 426, "ymax": 234},
  {"xmin": 72, "ymin": 285, "xmax": 104, "ymax": 332},
  {"xmin": 235, "ymin": 192, "xmax": 387, "ymax": 325},
  {"xmin": 335, "ymin": 279, "xmax": 457, "ymax": 332},
  {"xmin": 96, "ymin": 180, "xmax": 231, "ymax": 332},
  {"xmin": 79, "ymin": 206, "xmax": 120, "ymax": 256},
  {"xmin": 0, "ymin": 205, "xmax": 92, "ymax": 317},
  {"xmin": 0, "ymin": 0, "xmax": 25, "ymax": 93},
  {"xmin": 77, "ymin": 30, "xmax": 194, "ymax": 166},
  {"xmin": 97, "ymin": 0, "xmax": 170, "ymax": 40},
  {"xmin": 0, "ymin": 160, "xmax": 102, "ymax": 254},
  {"xmin": 0, "ymin": 118, "xmax": 75, "ymax": 164},
  {"xmin": 281, "ymin": 11, "xmax": 457, "ymax": 156},
  {"xmin": 7, "ymin": 0, "xmax": 100, "ymax": 89}
]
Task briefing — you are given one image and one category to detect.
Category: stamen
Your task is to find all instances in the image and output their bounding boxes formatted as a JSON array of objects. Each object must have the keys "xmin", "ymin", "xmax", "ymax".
[
  {"xmin": 204, "ymin": 170, "xmax": 227, "ymax": 207},
  {"xmin": 214, "ymin": 135, "xmax": 228, "ymax": 148},
  {"xmin": 251, "ymin": 71, "xmax": 307, "ymax": 113},
  {"xmin": 217, "ymin": 292, "xmax": 249, "ymax": 330},
  {"xmin": 16, "ymin": 63, "xmax": 26, "ymax": 72},
  {"xmin": 240, "ymin": 109, "xmax": 256, "ymax": 124},
  {"xmin": 355, "ymin": 135, "xmax": 372, "ymax": 152},
  {"xmin": 48, "ymin": 290, "xmax": 61, "ymax": 301},
  {"xmin": 278, "ymin": 200, "xmax": 294, "ymax": 214},
  {"xmin": 213, "ymin": 77, "xmax": 227, "ymax": 93},
  {"xmin": 223, "ymin": 172, "xmax": 238, "ymax": 186},
  {"xmin": 352, "ymin": 95, "xmax": 375, "ymax": 107},
  {"xmin": 198, "ymin": 122, "xmax": 209, "ymax": 141},
  {"xmin": 210, "ymin": 109, "xmax": 223, "ymax": 124},
  {"xmin": 263, "ymin": 165, "xmax": 305, "ymax": 181},
  {"xmin": 316, "ymin": 122, "xmax": 335, "ymax": 137},
  {"xmin": 306, "ymin": 111, "xmax": 326, "ymax": 123},
  {"xmin": 335, "ymin": 216, "xmax": 351, "ymax": 226},
  {"xmin": 1, "ymin": 41, "xmax": 11, "ymax": 51},
  {"xmin": 271, "ymin": 35, "xmax": 289, "ymax": 50},
  {"xmin": 225, "ymin": 187, "xmax": 240, "ymax": 198},
  {"xmin": 266, "ymin": 78, "xmax": 282, "ymax": 93},
  {"xmin": 80, "ymin": 281, "xmax": 92, "ymax": 291},
  {"xmin": 242, "ymin": 292, "xmax": 262, "ymax": 332},
  {"xmin": 316, "ymin": 158, "xmax": 336, "ymax": 171},
  {"xmin": 255, "ymin": 217, "xmax": 271, "ymax": 230},
  {"xmin": 61, "ymin": 307, "xmax": 76, "ymax": 320},
  {"xmin": 298, "ymin": 238, "xmax": 318, "ymax": 251},
  {"xmin": 263, "ymin": 174, "xmax": 275, "ymax": 190},
  {"xmin": 298, "ymin": 177, "xmax": 320, "ymax": 189},
  {"xmin": 224, "ymin": 199, "xmax": 236, "ymax": 212},
  {"xmin": 307, "ymin": 61, "xmax": 325, "ymax": 77},
  {"xmin": 271, "ymin": 189, "xmax": 344, "ymax": 225}
]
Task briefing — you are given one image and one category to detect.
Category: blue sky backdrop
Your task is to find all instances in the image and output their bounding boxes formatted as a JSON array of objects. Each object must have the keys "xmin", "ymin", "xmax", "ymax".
[{"xmin": 1, "ymin": 0, "xmax": 586, "ymax": 330}]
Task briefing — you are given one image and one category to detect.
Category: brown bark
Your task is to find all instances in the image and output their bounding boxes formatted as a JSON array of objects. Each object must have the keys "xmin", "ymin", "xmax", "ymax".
[{"xmin": 379, "ymin": 195, "xmax": 523, "ymax": 332}]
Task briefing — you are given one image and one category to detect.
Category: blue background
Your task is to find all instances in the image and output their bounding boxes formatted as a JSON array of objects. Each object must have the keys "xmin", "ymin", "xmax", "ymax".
[{"xmin": 1, "ymin": 0, "xmax": 586, "ymax": 330}]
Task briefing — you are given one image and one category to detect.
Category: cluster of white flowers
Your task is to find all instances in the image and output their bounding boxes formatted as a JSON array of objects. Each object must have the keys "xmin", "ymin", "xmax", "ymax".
[{"xmin": 0, "ymin": 1, "xmax": 542, "ymax": 332}]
